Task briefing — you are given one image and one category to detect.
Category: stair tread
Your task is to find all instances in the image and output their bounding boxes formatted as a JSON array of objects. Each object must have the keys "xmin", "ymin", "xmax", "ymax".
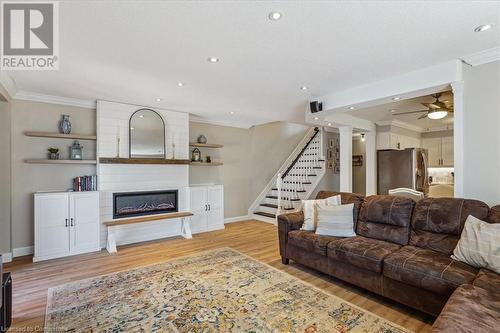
[
  {"xmin": 254, "ymin": 212, "xmax": 276, "ymax": 218},
  {"xmin": 284, "ymin": 181, "xmax": 311, "ymax": 184},
  {"xmin": 260, "ymin": 203, "xmax": 294, "ymax": 210},
  {"xmin": 271, "ymin": 188, "xmax": 306, "ymax": 192},
  {"xmin": 266, "ymin": 195, "xmax": 301, "ymax": 201},
  {"xmin": 288, "ymin": 174, "xmax": 316, "ymax": 176}
]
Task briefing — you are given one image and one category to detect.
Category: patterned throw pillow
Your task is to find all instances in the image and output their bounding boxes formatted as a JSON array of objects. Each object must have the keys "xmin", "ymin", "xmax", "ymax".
[
  {"xmin": 452, "ymin": 215, "xmax": 500, "ymax": 274},
  {"xmin": 315, "ymin": 203, "xmax": 356, "ymax": 237},
  {"xmin": 300, "ymin": 195, "xmax": 341, "ymax": 231}
]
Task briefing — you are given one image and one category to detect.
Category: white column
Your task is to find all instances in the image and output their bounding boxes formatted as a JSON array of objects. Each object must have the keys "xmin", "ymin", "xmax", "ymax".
[
  {"xmin": 451, "ymin": 81, "xmax": 464, "ymax": 198},
  {"xmin": 339, "ymin": 126, "xmax": 353, "ymax": 192},
  {"xmin": 365, "ymin": 131, "xmax": 377, "ymax": 195}
]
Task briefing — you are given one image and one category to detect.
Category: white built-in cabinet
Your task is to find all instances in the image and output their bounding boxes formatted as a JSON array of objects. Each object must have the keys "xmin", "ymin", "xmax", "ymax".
[
  {"xmin": 422, "ymin": 136, "xmax": 454, "ymax": 167},
  {"xmin": 377, "ymin": 132, "xmax": 421, "ymax": 150},
  {"xmin": 189, "ymin": 185, "xmax": 224, "ymax": 234},
  {"xmin": 34, "ymin": 192, "xmax": 100, "ymax": 262}
]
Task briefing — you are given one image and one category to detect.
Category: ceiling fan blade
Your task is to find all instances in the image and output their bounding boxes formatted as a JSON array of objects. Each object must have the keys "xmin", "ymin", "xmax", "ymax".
[
  {"xmin": 393, "ymin": 109, "xmax": 429, "ymax": 115},
  {"xmin": 418, "ymin": 113, "xmax": 428, "ymax": 119},
  {"xmin": 422, "ymin": 102, "xmax": 440, "ymax": 109}
]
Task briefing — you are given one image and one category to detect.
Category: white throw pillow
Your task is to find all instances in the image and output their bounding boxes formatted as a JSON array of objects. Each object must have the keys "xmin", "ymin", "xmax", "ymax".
[
  {"xmin": 300, "ymin": 195, "xmax": 341, "ymax": 231},
  {"xmin": 452, "ymin": 215, "xmax": 500, "ymax": 274},
  {"xmin": 315, "ymin": 203, "xmax": 356, "ymax": 237}
]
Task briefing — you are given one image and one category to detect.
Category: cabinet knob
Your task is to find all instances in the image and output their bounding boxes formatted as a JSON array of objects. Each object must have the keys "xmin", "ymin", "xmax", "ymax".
[
  {"xmin": 70, "ymin": 218, "xmax": 74, "ymax": 227},
  {"xmin": 65, "ymin": 218, "xmax": 68, "ymax": 227}
]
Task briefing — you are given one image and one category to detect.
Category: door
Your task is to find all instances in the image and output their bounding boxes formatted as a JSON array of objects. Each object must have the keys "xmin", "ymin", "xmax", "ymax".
[
  {"xmin": 422, "ymin": 137, "xmax": 442, "ymax": 167},
  {"xmin": 207, "ymin": 186, "xmax": 224, "ymax": 230},
  {"xmin": 441, "ymin": 136, "xmax": 454, "ymax": 166},
  {"xmin": 69, "ymin": 192, "xmax": 100, "ymax": 254},
  {"xmin": 34, "ymin": 193, "xmax": 70, "ymax": 260},
  {"xmin": 190, "ymin": 187, "xmax": 208, "ymax": 233}
]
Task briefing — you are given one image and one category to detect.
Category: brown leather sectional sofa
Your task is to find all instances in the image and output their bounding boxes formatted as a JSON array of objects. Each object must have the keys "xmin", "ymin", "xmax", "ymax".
[{"xmin": 277, "ymin": 191, "xmax": 500, "ymax": 332}]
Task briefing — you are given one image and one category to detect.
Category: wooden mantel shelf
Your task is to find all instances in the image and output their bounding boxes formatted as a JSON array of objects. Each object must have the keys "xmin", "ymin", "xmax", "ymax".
[
  {"xmin": 25, "ymin": 131, "xmax": 97, "ymax": 141},
  {"xmin": 99, "ymin": 157, "xmax": 191, "ymax": 165},
  {"xmin": 103, "ymin": 212, "xmax": 193, "ymax": 227},
  {"xmin": 189, "ymin": 142, "xmax": 224, "ymax": 148}
]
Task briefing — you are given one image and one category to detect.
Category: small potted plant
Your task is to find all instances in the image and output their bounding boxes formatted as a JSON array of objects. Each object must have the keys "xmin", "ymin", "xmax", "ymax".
[{"xmin": 48, "ymin": 147, "xmax": 60, "ymax": 160}]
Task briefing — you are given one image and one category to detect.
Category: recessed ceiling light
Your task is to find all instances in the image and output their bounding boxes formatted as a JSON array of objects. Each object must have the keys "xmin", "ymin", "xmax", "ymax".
[
  {"xmin": 177, "ymin": 82, "xmax": 184, "ymax": 87},
  {"xmin": 392, "ymin": 97, "xmax": 401, "ymax": 101},
  {"xmin": 268, "ymin": 12, "xmax": 282, "ymax": 21},
  {"xmin": 348, "ymin": 106, "xmax": 356, "ymax": 110},
  {"xmin": 474, "ymin": 24, "xmax": 492, "ymax": 32},
  {"xmin": 156, "ymin": 98, "xmax": 162, "ymax": 102},
  {"xmin": 300, "ymin": 86, "xmax": 308, "ymax": 90},
  {"xmin": 139, "ymin": 115, "xmax": 144, "ymax": 118},
  {"xmin": 327, "ymin": 122, "xmax": 332, "ymax": 126},
  {"xmin": 314, "ymin": 117, "xmax": 319, "ymax": 120},
  {"xmin": 207, "ymin": 57, "xmax": 219, "ymax": 63},
  {"xmin": 230, "ymin": 111, "xmax": 235, "ymax": 115}
]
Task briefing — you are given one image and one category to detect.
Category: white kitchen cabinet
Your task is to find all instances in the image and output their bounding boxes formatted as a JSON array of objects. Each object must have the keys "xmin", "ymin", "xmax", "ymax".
[
  {"xmin": 422, "ymin": 136, "xmax": 453, "ymax": 167},
  {"xmin": 189, "ymin": 185, "xmax": 224, "ymax": 234},
  {"xmin": 34, "ymin": 192, "xmax": 100, "ymax": 262}
]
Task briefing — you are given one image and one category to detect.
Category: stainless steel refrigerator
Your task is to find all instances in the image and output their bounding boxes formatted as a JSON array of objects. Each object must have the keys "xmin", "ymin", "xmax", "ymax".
[{"xmin": 377, "ymin": 148, "xmax": 429, "ymax": 195}]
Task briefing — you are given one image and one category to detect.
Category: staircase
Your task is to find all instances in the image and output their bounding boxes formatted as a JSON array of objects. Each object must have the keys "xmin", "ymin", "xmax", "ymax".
[{"xmin": 249, "ymin": 127, "xmax": 326, "ymax": 223}]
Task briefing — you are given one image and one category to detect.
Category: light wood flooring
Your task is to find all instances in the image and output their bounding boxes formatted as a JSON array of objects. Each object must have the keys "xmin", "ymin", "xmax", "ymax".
[{"xmin": 5, "ymin": 220, "xmax": 434, "ymax": 332}]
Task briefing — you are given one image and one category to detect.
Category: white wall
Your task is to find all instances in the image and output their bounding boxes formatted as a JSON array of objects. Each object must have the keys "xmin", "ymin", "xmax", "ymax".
[
  {"xmin": 0, "ymin": 101, "xmax": 11, "ymax": 255},
  {"xmin": 311, "ymin": 131, "xmax": 340, "ymax": 197},
  {"xmin": 352, "ymin": 137, "xmax": 366, "ymax": 195},
  {"xmin": 462, "ymin": 60, "xmax": 500, "ymax": 206}
]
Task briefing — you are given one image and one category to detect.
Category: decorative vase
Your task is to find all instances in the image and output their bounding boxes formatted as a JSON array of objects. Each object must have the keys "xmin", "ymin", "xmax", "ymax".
[
  {"xmin": 48, "ymin": 152, "xmax": 59, "ymax": 160},
  {"xmin": 197, "ymin": 135, "xmax": 207, "ymax": 144},
  {"xmin": 206, "ymin": 156, "xmax": 211, "ymax": 163},
  {"xmin": 59, "ymin": 115, "xmax": 72, "ymax": 134}
]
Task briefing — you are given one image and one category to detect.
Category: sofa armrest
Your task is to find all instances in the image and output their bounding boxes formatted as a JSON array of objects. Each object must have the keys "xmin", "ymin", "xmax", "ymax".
[{"xmin": 277, "ymin": 211, "xmax": 304, "ymax": 259}]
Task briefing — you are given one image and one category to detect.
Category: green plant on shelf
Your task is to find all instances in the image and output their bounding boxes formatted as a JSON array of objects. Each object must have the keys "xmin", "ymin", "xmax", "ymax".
[{"xmin": 48, "ymin": 147, "xmax": 59, "ymax": 153}]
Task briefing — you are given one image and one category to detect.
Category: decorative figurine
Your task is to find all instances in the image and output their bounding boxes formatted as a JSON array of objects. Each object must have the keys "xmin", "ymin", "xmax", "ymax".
[
  {"xmin": 206, "ymin": 156, "xmax": 211, "ymax": 163},
  {"xmin": 70, "ymin": 140, "xmax": 83, "ymax": 160},
  {"xmin": 191, "ymin": 148, "xmax": 202, "ymax": 162},
  {"xmin": 59, "ymin": 115, "xmax": 72, "ymax": 134}
]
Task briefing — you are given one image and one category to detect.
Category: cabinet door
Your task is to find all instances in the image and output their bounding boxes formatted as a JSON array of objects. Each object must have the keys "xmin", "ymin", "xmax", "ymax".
[
  {"xmin": 441, "ymin": 136, "xmax": 454, "ymax": 166},
  {"xmin": 190, "ymin": 187, "xmax": 208, "ymax": 233},
  {"xmin": 34, "ymin": 193, "xmax": 70, "ymax": 260},
  {"xmin": 422, "ymin": 137, "xmax": 442, "ymax": 166},
  {"xmin": 207, "ymin": 186, "xmax": 224, "ymax": 229},
  {"xmin": 69, "ymin": 192, "xmax": 100, "ymax": 254},
  {"xmin": 390, "ymin": 133, "xmax": 401, "ymax": 150}
]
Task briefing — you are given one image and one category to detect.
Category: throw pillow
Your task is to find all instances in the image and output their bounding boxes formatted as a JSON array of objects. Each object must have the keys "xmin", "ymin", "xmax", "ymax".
[
  {"xmin": 300, "ymin": 195, "xmax": 341, "ymax": 231},
  {"xmin": 315, "ymin": 203, "xmax": 356, "ymax": 237},
  {"xmin": 452, "ymin": 215, "xmax": 500, "ymax": 274}
]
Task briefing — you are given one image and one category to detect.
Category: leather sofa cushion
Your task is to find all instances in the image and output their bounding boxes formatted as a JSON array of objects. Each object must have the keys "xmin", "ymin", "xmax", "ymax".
[
  {"xmin": 488, "ymin": 204, "xmax": 500, "ymax": 223},
  {"xmin": 356, "ymin": 195, "xmax": 415, "ymax": 245},
  {"xmin": 410, "ymin": 198, "xmax": 489, "ymax": 255},
  {"xmin": 288, "ymin": 230, "xmax": 339, "ymax": 256},
  {"xmin": 316, "ymin": 191, "xmax": 364, "ymax": 226},
  {"xmin": 473, "ymin": 268, "xmax": 500, "ymax": 293},
  {"xmin": 431, "ymin": 284, "xmax": 500, "ymax": 333},
  {"xmin": 383, "ymin": 245, "xmax": 478, "ymax": 296},
  {"xmin": 327, "ymin": 236, "xmax": 401, "ymax": 273}
]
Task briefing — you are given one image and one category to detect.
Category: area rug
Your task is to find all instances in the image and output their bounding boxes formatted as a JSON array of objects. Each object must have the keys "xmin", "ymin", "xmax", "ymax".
[{"xmin": 45, "ymin": 248, "xmax": 410, "ymax": 332}]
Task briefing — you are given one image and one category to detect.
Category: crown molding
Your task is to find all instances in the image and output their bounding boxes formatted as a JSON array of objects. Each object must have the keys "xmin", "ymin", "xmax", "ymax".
[
  {"xmin": 14, "ymin": 90, "xmax": 97, "ymax": 109},
  {"xmin": 376, "ymin": 120, "xmax": 425, "ymax": 133},
  {"xmin": 461, "ymin": 46, "xmax": 500, "ymax": 66},
  {"xmin": 0, "ymin": 72, "xmax": 18, "ymax": 100},
  {"xmin": 189, "ymin": 115, "xmax": 254, "ymax": 129}
]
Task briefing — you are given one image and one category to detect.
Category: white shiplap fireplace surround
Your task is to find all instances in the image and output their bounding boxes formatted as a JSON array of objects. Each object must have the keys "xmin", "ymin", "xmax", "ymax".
[{"xmin": 97, "ymin": 100, "xmax": 189, "ymax": 248}]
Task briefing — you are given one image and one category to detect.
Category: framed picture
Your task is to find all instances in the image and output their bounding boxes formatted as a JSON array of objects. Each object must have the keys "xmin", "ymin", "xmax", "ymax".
[
  {"xmin": 327, "ymin": 149, "xmax": 334, "ymax": 160},
  {"xmin": 328, "ymin": 138, "xmax": 335, "ymax": 148},
  {"xmin": 334, "ymin": 163, "xmax": 340, "ymax": 174},
  {"xmin": 327, "ymin": 160, "xmax": 334, "ymax": 169},
  {"xmin": 353, "ymin": 155, "xmax": 363, "ymax": 167}
]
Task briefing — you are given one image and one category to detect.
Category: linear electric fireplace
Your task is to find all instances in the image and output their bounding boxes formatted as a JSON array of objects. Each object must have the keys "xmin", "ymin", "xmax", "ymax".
[{"xmin": 113, "ymin": 190, "xmax": 178, "ymax": 219}]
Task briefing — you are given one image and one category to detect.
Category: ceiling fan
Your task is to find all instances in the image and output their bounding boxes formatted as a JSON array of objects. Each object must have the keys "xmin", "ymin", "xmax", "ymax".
[{"xmin": 393, "ymin": 93, "xmax": 453, "ymax": 120}]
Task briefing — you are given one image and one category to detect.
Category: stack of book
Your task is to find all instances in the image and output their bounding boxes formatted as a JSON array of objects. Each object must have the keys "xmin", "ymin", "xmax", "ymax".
[{"xmin": 73, "ymin": 175, "xmax": 97, "ymax": 192}]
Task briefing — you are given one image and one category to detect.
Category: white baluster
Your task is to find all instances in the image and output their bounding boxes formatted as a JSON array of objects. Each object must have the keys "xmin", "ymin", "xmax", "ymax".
[{"xmin": 277, "ymin": 173, "xmax": 283, "ymax": 216}]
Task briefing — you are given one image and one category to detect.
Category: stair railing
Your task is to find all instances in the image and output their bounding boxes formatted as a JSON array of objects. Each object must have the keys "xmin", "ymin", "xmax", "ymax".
[{"xmin": 276, "ymin": 128, "xmax": 320, "ymax": 214}]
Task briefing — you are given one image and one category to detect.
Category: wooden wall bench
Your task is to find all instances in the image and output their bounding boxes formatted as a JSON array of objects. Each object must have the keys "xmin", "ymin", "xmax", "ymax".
[{"xmin": 103, "ymin": 212, "xmax": 194, "ymax": 254}]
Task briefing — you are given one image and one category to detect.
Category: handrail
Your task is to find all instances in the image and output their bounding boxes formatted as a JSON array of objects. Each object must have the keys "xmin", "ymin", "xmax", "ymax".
[{"xmin": 281, "ymin": 127, "xmax": 319, "ymax": 179}]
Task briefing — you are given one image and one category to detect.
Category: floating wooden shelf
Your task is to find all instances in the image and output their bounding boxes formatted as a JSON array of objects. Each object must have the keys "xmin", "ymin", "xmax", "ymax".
[
  {"xmin": 189, "ymin": 143, "xmax": 224, "ymax": 148},
  {"xmin": 190, "ymin": 162, "xmax": 223, "ymax": 166},
  {"xmin": 99, "ymin": 157, "xmax": 191, "ymax": 165},
  {"xmin": 25, "ymin": 131, "xmax": 97, "ymax": 141},
  {"xmin": 25, "ymin": 159, "xmax": 97, "ymax": 165},
  {"xmin": 103, "ymin": 212, "xmax": 193, "ymax": 227}
]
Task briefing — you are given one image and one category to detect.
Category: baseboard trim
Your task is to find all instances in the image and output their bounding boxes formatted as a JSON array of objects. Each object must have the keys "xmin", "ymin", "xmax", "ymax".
[
  {"xmin": 224, "ymin": 215, "xmax": 251, "ymax": 224},
  {"xmin": 1, "ymin": 252, "xmax": 13, "ymax": 263},
  {"xmin": 13, "ymin": 246, "xmax": 34, "ymax": 257}
]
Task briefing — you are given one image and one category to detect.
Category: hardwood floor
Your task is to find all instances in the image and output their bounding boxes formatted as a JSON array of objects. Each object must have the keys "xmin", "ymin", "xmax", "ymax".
[{"xmin": 5, "ymin": 220, "xmax": 434, "ymax": 332}]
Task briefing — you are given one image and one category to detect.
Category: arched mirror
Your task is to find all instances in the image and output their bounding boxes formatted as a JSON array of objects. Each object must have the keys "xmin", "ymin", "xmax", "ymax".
[{"xmin": 129, "ymin": 109, "xmax": 165, "ymax": 159}]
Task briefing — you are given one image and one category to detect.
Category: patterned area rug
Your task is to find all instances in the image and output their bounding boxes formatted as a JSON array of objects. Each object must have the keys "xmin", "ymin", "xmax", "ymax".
[{"xmin": 45, "ymin": 248, "xmax": 410, "ymax": 332}]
